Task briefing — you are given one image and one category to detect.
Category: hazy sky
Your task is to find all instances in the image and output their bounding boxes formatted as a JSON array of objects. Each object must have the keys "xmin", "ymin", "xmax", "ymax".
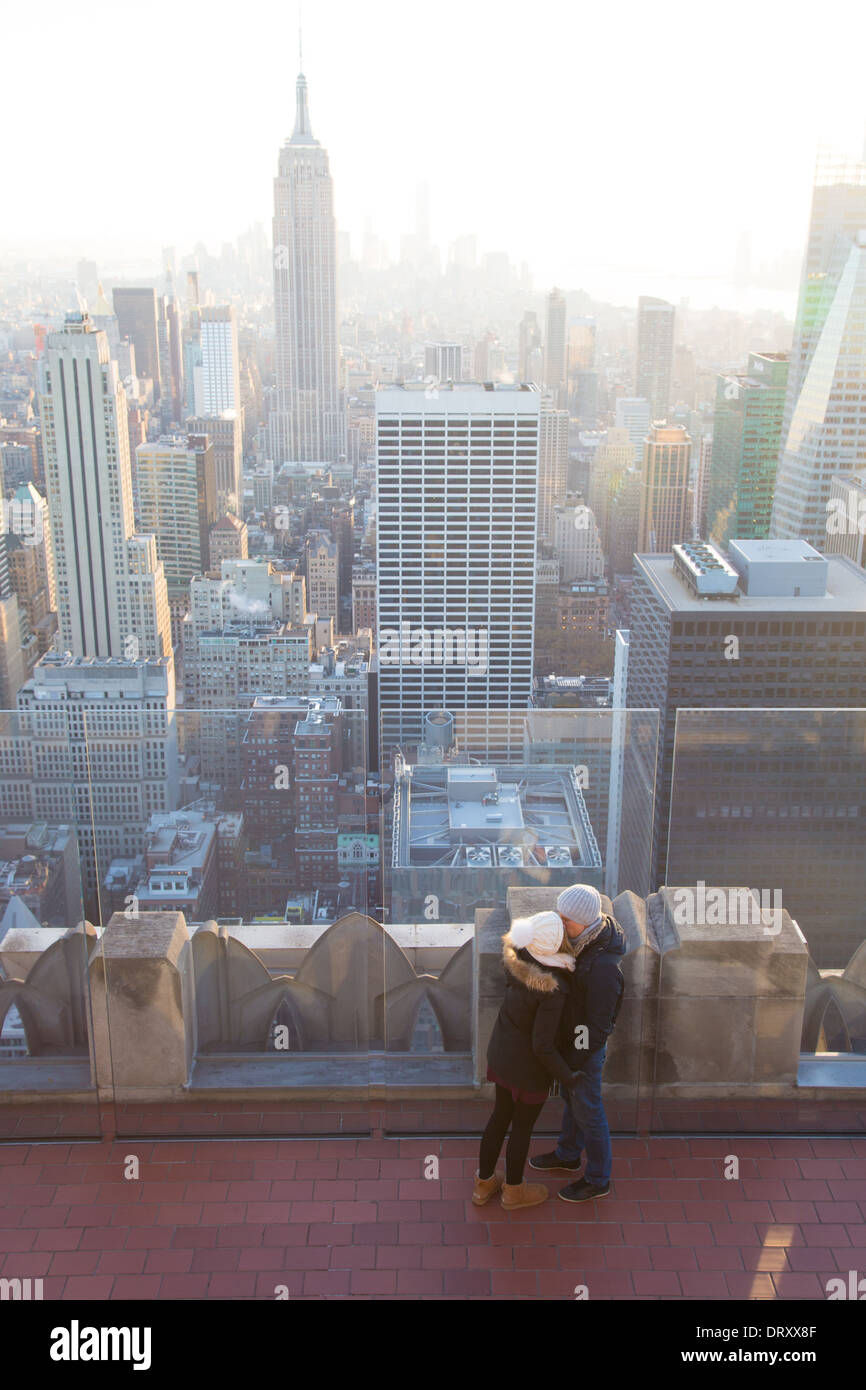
[{"xmin": 7, "ymin": 0, "xmax": 866, "ymax": 306}]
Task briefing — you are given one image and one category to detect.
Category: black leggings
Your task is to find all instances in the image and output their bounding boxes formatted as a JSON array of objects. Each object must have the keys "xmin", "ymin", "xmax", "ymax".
[{"xmin": 479, "ymin": 1084, "xmax": 546, "ymax": 1186}]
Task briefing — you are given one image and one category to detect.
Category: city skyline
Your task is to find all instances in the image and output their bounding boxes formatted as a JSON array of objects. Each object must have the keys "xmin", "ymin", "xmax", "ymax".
[{"xmin": 5, "ymin": 0, "xmax": 866, "ymax": 315}]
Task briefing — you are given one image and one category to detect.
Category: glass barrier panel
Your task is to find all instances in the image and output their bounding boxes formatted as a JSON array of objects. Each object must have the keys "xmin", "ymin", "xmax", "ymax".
[
  {"xmin": 379, "ymin": 704, "xmax": 660, "ymax": 1145},
  {"xmin": 655, "ymin": 706, "xmax": 866, "ymax": 1133},
  {"xmin": 90, "ymin": 697, "xmax": 374, "ymax": 1139}
]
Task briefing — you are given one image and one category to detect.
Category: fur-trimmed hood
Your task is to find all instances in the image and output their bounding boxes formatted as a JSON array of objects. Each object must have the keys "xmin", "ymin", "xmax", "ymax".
[{"xmin": 501, "ymin": 935, "xmax": 567, "ymax": 994}]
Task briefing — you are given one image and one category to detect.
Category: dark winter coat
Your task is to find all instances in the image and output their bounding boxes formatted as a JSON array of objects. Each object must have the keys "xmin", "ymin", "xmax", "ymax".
[
  {"xmin": 558, "ymin": 914, "xmax": 627, "ymax": 1068},
  {"xmin": 486, "ymin": 934, "xmax": 576, "ymax": 1093}
]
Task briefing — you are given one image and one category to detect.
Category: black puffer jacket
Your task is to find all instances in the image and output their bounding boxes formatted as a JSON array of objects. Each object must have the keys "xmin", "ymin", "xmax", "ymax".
[
  {"xmin": 486, "ymin": 931, "xmax": 576, "ymax": 1093},
  {"xmin": 558, "ymin": 914, "xmax": 627, "ymax": 1068}
]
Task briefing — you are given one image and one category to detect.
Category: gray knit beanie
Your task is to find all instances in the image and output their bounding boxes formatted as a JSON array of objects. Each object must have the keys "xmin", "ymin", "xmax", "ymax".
[{"xmin": 556, "ymin": 883, "xmax": 603, "ymax": 927}]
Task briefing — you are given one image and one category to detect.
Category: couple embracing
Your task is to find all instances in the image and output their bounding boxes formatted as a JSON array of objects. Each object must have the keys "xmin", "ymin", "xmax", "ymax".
[{"xmin": 474, "ymin": 884, "xmax": 626, "ymax": 1211}]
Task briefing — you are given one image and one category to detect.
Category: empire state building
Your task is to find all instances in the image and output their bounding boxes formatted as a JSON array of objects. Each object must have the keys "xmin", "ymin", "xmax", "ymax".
[{"xmin": 270, "ymin": 70, "xmax": 345, "ymax": 464}]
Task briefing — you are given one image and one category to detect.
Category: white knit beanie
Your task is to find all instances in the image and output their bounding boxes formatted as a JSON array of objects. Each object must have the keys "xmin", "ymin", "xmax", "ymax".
[
  {"xmin": 556, "ymin": 883, "xmax": 603, "ymax": 928},
  {"xmin": 509, "ymin": 911, "xmax": 575, "ymax": 971}
]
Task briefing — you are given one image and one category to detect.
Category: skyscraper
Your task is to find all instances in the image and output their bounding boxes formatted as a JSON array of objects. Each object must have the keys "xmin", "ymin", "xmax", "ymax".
[
  {"xmin": 626, "ymin": 539, "xmax": 866, "ymax": 963},
  {"xmin": 270, "ymin": 68, "xmax": 345, "ymax": 465},
  {"xmin": 38, "ymin": 313, "xmax": 171, "ymax": 660},
  {"xmin": 112, "ymin": 287, "xmax": 161, "ymax": 398},
  {"xmin": 136, "ymin": 433, "xmax": 219, "ymax": 642},
  {"xmin": 157, "ymin": 284, "xmax": 183, "ymax": 426},
  {"xmin": 376, "ymin": 383, "xmax": 539, "ymax": 756},
  {"xmin": 185, "ymin": 411, "xmax": 243, "ymax": 518},
  {"xmin": 770, "ymin": 151, "xmax": 866, "ymax": 547},
  {"xmin": 196, "ymin": 306, "xmax": 241, "ymax": 416},
  {"xmin": 707, "ymin": 352, "xmax": 789, "ymax": 547},
  {"xmin": 544, "ymin": 289, "xmax": 567, "ymax": 399},
  {"xmin": 637, "ymin": 423, "xmax": 692, "ymax": 552},
  {"xmin": 635, "ymin": 296, "xmax": 675, "ymax": 418},
  {"xmin": 536, "ymin": 395, "xmax": 568, "ymax": 542}
]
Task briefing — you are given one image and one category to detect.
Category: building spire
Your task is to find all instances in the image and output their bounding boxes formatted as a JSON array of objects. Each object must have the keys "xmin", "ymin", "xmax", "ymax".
[{"xmin": 290, "ymin": 18, "xmax": 319, "ymax": 147}]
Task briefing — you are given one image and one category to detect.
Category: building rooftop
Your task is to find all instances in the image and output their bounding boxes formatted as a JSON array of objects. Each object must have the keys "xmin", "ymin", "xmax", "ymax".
[
  {"xmin": 636, "ymin": 549, "xmax": 866, "ymax": 614},
  {"xmin": 392, "ymin": 762, "xmax": 601, "ymax": 869}
]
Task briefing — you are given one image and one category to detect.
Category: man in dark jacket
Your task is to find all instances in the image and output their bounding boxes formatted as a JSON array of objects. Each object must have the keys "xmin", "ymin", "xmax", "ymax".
[{"xmin": 529, "ymin": 884, "xmax": 626, "ymax": 1203}]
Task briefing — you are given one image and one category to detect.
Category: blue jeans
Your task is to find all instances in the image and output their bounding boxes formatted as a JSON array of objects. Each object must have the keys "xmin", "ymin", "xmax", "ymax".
[{"xmin": 555, "ymin": 1044, "xmax": 611, "ymax": 1186}]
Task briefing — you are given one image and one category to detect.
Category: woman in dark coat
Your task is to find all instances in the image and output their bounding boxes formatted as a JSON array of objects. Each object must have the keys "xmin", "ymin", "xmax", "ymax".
[{"xmin": 473, "ymin": 911, "xmax": 577, "ymax": 1210}]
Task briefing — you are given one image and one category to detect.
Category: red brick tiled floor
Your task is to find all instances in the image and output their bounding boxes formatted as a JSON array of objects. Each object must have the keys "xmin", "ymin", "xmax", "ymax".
[{"xmin": 1, "ymin": 1135, "xmax": 864, "ymax": 1299}]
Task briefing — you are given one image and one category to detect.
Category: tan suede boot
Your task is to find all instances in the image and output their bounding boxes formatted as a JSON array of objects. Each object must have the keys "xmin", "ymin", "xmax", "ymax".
[
  {"xmin": 472, "ymin": 1170, "xmax": 504, "ymax": 1205},
  {"xmin": 501, "ymin": 1180, "xmax": 549, "ymax": 1210}
]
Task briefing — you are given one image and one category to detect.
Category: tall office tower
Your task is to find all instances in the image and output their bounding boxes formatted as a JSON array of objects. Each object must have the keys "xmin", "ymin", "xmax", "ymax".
[
  {"xmin": 537, "ymin": 396, "xmax": 569, "ymax": 541},
  {"xmin": 306, "ymin": 531, "xmax": 339, "ymax": 620},
  {"xmin": 376, "ymin": 383, "xmax": 539, "ymax": 756},
  {"xmin": 156, "ymin": 285, "xmax": 183, "ymax": 426},
  {"xmin": 38, "ymin": 313, "xmax": 171, "ymax": 661},
  {"xmin": 6, "ymin": 482, "xmax": 55, "ymax": 612},
  {"xmin": 183, "ymin": 301, "xmax": 202, "ymax": 416},
  {"xmin": 269, "ymin": 68, "xmax": 345, "ymax": 465},
  {"xmin": 588, "ymin": 427, "xmax": 633, "ymax": 558},
  {"xmin": 186, "ymin": 412, "xmax": 242, "ymax": 516},
  {"xmin": 770, "ymin": 152, "xmax": 866, "ymax": 546},
  {"xmin": 5, "ymin": 542, "xmax": 45, "ymax": 682},
  {"xmin": 544, "ymin": 288, "xmax": 567, "ymax": 398},
  {"xmin": 4, "ymin": 480, "xmax": 57, "ymax": 667},
  {"xmin": 424, "ymin": 342, "xmax": 464, "ymax": 383},
  {"xmin": 136, "ymin": 434, "xmax": 219, "ymax": 644},
  {"xmin": 826, "ymin": 469, "xmax": 866, "ymax": 566},
  {"xmin": 518, "ymin": 311, "xmax": 541, "ymax": 381},
  {"xmin": 552, "ymin": 500, "xmax": 604, "ymax": 581},
  {"xmin": 195, "ymin": 306, "xmax": 241, "ymax": 416},
  {"xmin": 626, "ymin": 539, "xmax": 866, "ymax": 963},
  {"xmin": 0, "ymin": 533, "xmax": 25, "ymax": 705},
  {"xmin": 329, "ymin": 501, "xmax": 354, "ymax": 608},
  {"xmin": 615, "ymin": 396, "xmax": 652, "ymax": 463},
  {"xmin": 694, "ymin": 434, "xmax": 712, "ymax": 539},
  {"xmin": 637, "ymin": 423, "xmax": 693, "ymax": 552},
  {"xmin": 112, "ymin": 287, "xmax": 161, "ymax": 398},
  {"xmin": 635, "ymin": 296, "xmax": 675, "ymax": 418},
  {"xmin": 6, "ymin": 534, "xmax": 56, "ymax": 675},
  {"xmin": 124, "ymin": 535, "xmax": 173, "ymax": 661},
  {"xmin": 707, "ymin": 352, "xmax": 789, "ymax": 548}
]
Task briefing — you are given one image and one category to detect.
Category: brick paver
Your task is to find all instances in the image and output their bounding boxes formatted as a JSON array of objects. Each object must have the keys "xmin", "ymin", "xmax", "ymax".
[{"xmin": 0, "ymin": 1135, "xmax": 862, "ymax": 1299}]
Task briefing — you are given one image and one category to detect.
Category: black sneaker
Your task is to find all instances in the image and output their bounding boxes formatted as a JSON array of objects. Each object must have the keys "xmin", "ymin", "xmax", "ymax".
[
  {"xmin": 558, "ymin": 1178, "xmax": 610, "ymax": 1203},
  {"xmin": 528, "ymin": 1150, "xmax": 582, "ymax": 1173}
]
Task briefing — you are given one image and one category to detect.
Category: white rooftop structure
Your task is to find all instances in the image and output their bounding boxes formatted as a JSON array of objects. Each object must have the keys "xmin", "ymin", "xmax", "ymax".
[{"xmin": 728, "ymin": 538, "xmax": 829, "ymax": 597}]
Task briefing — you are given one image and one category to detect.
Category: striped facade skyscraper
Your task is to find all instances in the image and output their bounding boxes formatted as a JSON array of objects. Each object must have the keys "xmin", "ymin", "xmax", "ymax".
[
  {"xmin": 269, "ymin": 69, "xmax": 345, "ymax": 465},
  {"xmin": 38, "ymin": 313, "xmax": 171, "ymax": 662},
  {"xmin": 376, "ymin": 383, "xmax": 539, "ymax": 757}
]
